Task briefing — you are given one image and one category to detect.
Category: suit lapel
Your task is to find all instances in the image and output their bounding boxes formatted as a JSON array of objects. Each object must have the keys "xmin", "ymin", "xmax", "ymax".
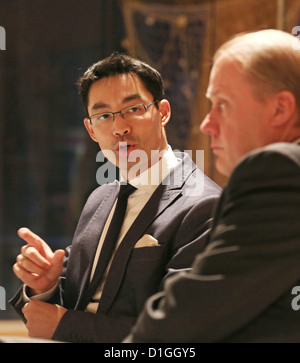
[
  {"xmin": 97, "ymin": 153, "xmax": 197, "ymax": 312},
  {"xmin": 75, "ymin": 182, "xmax": 120, "ymax": 309}
]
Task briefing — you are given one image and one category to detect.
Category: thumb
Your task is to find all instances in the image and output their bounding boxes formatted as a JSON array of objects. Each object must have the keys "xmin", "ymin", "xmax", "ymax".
[
  {"xmin": 47, "ymin": 249, "xmax": 65, "ymax": 281},
  {"xmin": 52, "ymin": 249, "xmax": 65, "ymax": 267}
]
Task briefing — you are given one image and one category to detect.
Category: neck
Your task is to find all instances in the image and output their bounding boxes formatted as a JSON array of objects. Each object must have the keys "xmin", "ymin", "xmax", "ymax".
[{"xmin": 121, "ymin": 146, "xmax": 169, "ymax": 182}]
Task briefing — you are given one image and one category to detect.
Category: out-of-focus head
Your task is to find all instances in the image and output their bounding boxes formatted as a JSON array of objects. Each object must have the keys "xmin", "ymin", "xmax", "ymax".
[
  {"xmin": 201, "ymin": 29, "xmax": 300, "ymax": 176},
  {"xmin": 213, "ymin": 29, "xmax": 300, "ymax": 109}
]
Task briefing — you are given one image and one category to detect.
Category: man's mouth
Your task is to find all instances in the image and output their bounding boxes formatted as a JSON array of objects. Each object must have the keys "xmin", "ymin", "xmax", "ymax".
[
  {"xmin": 116, "ymin": 142, "xmax": 136, "ymax": 154},
  {"xmin": 211, "ymin": 144, "xmax": 223, "ymax": 152}
]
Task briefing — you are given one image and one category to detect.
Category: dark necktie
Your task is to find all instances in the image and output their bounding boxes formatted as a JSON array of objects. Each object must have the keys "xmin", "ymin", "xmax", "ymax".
[{"xmin": 86, "ymin": 182, "xmax": 136, "ymax": 303}]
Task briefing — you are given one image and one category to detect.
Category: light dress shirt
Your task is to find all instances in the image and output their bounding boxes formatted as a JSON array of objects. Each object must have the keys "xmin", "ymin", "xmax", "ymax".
[
  {"xmin": 22, "ymin": 146, "xmax": 179, "ymax": 312},
  {"xmin": 87, "ymin": 145, "xmax": 179, "ymax": 313}
]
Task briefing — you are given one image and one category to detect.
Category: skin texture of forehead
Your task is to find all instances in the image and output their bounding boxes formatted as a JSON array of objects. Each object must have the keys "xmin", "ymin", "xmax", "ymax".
[{"xmin": 87, "ymin": 73, "xmax": 151, "ymax": 112}]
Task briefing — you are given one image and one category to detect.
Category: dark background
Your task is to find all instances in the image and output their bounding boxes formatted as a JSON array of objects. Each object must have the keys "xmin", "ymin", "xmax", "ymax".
[{"xmin": 0, "ymin": 0, "xmax": 127, "ymax": 317}]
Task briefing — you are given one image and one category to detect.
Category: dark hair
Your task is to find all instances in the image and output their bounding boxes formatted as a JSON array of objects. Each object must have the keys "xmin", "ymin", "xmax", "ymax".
[{"xmin": 77, "ymin": 52, "xmax": 165, "ymax": 115}]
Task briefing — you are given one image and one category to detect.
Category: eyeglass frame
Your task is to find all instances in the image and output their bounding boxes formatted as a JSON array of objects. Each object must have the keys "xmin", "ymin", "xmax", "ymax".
[{"xmin": 88, "ymin": 100, "xmax": 159, "ymax": 125}]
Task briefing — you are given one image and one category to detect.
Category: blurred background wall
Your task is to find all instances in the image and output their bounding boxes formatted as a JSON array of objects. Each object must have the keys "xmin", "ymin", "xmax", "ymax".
[{"xmin": 0, "ymin": 0, "xmax": 299, "ymax": 319}]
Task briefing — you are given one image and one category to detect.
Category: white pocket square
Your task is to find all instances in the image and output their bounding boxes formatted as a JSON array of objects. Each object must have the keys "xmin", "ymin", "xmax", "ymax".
[{"xmin": 134, "ymin": 234, "xmax": 160, "ymax": 248}]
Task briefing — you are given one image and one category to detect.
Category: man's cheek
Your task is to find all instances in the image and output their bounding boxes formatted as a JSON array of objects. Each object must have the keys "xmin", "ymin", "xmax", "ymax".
[{"xmin": 100, "ymin": 149, "xmax": 117, "ymax": 165}]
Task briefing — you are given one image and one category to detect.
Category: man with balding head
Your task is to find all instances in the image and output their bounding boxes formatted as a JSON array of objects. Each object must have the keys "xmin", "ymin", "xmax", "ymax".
[{"xmin": 125, "ymin": 29, "xmax": 300, "ymax": 343}]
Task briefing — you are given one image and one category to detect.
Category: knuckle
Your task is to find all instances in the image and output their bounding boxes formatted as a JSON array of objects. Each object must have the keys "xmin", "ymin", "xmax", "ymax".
[
  {"xmin": 13, "ymin": 262, "xmax": 23, "ymax": 276},
  {"xmin": 26, "ymin": 247, "xmax": 35, "ymax": 258},
  {"xmin": 21, "ymin": 245, "xmax": 27, "ymax": 254},
  {"xmin": 12, "ymin": 263, "xmax": 19, "ymax": 275}
]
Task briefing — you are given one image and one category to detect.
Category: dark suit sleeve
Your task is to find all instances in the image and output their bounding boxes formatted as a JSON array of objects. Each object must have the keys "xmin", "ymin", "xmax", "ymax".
[
  {"xmin": 126, "ymin": 147, "xmax": 300, "ymax": 342},
  {"xmin": 52, "ymin": 309, "xmax": 137, "ymax": 343},
  {"xmin": 162, "ymin": 194, "xmax": 218, "ymax": 279}
]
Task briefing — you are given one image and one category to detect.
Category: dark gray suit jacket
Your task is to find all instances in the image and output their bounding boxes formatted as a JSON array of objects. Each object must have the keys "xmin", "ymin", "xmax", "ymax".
[
  {"xmin": 10, "ymin": 152, "xmax": 221, "ymax": 342},
  {"xmin": 127, "ymin": 143, "xmax": 300, "ymax": 343}
]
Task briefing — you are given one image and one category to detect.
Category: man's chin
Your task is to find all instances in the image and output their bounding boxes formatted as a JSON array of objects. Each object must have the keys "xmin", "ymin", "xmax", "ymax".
[{"xmin": 215, "ymin": 159, "xmax": 232, "ymax": 178}]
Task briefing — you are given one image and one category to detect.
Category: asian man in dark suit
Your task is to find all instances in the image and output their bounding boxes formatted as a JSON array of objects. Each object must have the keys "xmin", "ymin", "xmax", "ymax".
[
  {"xmin": 125, "ymin": 29, "xmax": 300, "ymax": 343},
  {"xmin": 10, "ymin": 53, "xmax": 221, "ymax": 342}
]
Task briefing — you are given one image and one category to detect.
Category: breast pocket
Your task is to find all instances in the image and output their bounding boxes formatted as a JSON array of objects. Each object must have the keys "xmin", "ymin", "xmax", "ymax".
[
  {"xmin": 130, "ymin": 244, "xmax": 167, "ymax": 261},
  {"xmin": 121, "ymin": 244, "xmax": 168, "ymax": 313}
]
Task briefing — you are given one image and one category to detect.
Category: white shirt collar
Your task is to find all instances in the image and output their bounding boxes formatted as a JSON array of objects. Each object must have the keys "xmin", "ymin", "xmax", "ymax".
[{"xmin": 120, "ymin": 145, "xmax": 179, "ymax": 193}]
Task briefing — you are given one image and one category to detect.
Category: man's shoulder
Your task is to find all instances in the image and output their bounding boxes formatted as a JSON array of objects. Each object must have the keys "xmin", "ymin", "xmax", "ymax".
[
  {"xmin": 84, "ymin": 180, "xmax": 118, "ymax": 207},
  {"xmin": 238, "ymin": 142, "xmax": 300, "ymax": 169},
  {"xmin": 250, "ymin": 142, "xmax": 300, "ymax": 161},
  {"xmin": 230, "ymin": 142, "xmax": 300, "ymax": 186}
]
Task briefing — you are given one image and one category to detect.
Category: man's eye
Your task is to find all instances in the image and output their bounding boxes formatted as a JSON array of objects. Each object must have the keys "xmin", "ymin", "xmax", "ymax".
[
  {"xmin": 97, "ymin": 113, "xmax": 112, "ymax": 121},
  {"xmin": 218, "ymin": 102, "xmax": 226, "ymax": 111},
  {"xmin": 127, "ymin": 105, "xmax": 144, "ymax": 114}
]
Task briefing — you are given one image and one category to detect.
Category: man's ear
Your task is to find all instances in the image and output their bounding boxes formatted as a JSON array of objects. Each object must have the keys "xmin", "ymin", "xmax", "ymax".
[
  {"xmin": 272, "ymin": 90, "xmax": 297, "ymax": 127},
  {"xmin": 158, "ymin": 99, "xmax": 171, "ymax": 127},
  {"xmin": 83, "ymin": 118, "xmax": 98, "ymax": 142}
]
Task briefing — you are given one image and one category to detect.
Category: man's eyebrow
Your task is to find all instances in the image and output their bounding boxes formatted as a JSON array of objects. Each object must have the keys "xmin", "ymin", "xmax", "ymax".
[
  {"xmin": 206, "ymin": 89, "xmax": 219, "ymax": 99},
  {"xmin": 90, "ymin": 94, "xmax": 143, "ymax": 113},
  {"xmin": 122, "ymin": 93, "xmax": 143, "ymax": 104},
  {"xmin": 90, "ymin": 102, "xmax": 109, "ymax": 112}
]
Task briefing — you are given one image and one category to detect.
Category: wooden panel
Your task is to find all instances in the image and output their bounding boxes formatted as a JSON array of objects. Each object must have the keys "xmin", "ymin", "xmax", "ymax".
[{"xmin": 188, "ymin": 0, "xmax": 300, "ymax": 187}]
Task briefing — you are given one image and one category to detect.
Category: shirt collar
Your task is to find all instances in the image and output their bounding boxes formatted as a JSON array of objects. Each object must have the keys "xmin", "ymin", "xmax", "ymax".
[{"xmin": 120, "ymin": 145, "xmax": 179, "ymax": 193}]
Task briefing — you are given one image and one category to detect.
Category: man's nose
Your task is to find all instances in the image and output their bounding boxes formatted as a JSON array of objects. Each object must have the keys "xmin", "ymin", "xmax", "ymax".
[
  {"xmin": 200, "ymin": 112, "xmax": 219, "ymax": 137},
  {"xmin": 112, "ymin": 113, "xmax": 131, "ymax": 137}
]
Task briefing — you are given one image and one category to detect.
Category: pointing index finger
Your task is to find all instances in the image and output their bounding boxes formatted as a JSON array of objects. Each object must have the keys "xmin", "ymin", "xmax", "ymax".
[{"xmin": 17, "ymin": 227, "xmax": 54, "ymax": 261}]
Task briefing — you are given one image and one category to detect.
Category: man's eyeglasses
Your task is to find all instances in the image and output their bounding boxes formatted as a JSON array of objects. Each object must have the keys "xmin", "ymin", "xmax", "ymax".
[{"xmin": 89, "ymin": 101, "xmax": 159, "ymax": 125}]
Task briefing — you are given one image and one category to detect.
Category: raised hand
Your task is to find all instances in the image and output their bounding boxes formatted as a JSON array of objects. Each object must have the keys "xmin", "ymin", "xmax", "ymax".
[{"xmin": 13, "ymin": 227, "xmax": 65, "ymax": 295}]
